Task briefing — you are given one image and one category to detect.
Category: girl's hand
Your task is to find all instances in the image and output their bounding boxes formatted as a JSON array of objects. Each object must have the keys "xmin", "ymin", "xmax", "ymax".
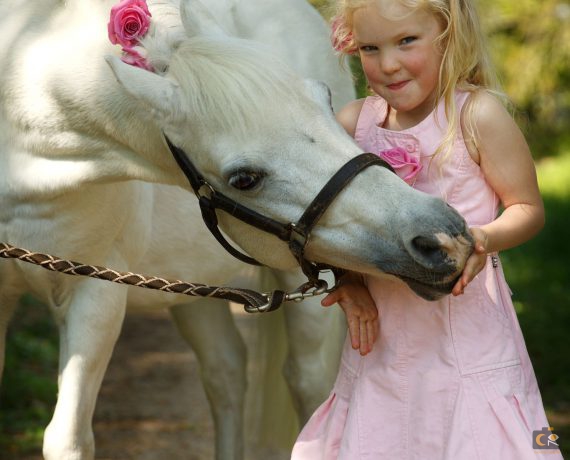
[
  {"xmin": 321, "ymin": 273, "xmax": 379, "ymax": 355},
  {"xmin": 452, "ymin": 227, "xmax": 488, "ymax": 296}
]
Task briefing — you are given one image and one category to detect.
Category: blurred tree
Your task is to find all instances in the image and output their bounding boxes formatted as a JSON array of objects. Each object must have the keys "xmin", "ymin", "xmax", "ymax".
[
  {"xmin": 310, "ymin": 0, "xmax": 332, "ymax": 15},
  {"xmin": 479, "ymin": 0, "xmax": 570, "ymax": 157}
]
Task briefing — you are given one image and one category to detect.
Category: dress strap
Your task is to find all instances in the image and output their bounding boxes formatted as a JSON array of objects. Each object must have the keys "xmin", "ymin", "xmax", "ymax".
[{"xmin": 355, "ymin": 96, "xmax": 388, "ymax": 146}]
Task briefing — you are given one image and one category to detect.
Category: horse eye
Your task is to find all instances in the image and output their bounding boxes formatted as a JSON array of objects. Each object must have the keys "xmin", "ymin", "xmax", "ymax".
[{"xmin": 228, "ymin": 171, "xmax": 263, "ymax": 191}]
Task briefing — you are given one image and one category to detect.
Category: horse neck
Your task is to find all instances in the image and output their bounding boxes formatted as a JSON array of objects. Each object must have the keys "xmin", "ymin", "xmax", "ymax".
[{"xmin": 0, "ymin": 2, "xmax": 182, "ymax": 199}]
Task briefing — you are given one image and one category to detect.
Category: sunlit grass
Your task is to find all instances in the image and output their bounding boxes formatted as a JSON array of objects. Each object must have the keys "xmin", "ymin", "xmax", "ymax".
[{"xmin": 538, "ymin": 152, "xmax": 570, "ymax": 198}]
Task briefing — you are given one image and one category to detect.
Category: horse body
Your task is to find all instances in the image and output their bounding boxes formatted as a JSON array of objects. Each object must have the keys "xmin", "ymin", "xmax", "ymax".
[{"xmin": 0, "ymin": 1, "xmax": 473, "ymax": 459}]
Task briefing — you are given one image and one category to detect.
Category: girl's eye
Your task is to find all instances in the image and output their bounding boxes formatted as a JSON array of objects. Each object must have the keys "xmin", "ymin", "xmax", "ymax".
[
  {"xmin": 228, "ymin": 170, "xmax": 264, "ymax": 191},
  {"xmin": 359, "ymin": 45, "xmax": 377, "ymax": 52},
  {"xmin": 400, "ymin": 36, "xmax": 416, "ymax": 46}
]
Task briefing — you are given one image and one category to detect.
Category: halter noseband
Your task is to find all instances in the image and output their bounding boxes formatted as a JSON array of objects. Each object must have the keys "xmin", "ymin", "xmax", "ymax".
[{"xmin": 164, "ymin": 135, "xmax": 394, "ymax": 297}]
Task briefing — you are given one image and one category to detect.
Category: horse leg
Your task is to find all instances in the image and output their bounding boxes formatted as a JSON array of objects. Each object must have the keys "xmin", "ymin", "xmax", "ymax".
[
  {"xmin": 274, "ymin": 271, "xmax": 346, "ymax": 424},
  {"xmin": 42, "ymin": 280, "xmax": 127, "ymax": 460},
  {"xmin": 170, "ymin": 299, "xmax": 247, "ymax": 460}
]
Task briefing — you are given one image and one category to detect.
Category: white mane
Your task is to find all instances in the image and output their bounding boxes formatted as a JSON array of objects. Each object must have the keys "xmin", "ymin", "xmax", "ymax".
[
  {"xmin": 137, "ymin": 2, "xmax": 302, "ymax": 138},
  {"xmin": 162, "ymin": 37, "xmax": 301, "ymax": 137}
]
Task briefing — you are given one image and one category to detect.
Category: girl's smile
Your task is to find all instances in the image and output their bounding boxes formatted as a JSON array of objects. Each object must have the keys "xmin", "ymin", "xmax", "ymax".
[
  {"xmin": 386, "ymin": 80, "xmax": 410, "ymax": 91},
  {"xmin": 353, "ymin": 3, "xmax": 444, "ymax": 128}
]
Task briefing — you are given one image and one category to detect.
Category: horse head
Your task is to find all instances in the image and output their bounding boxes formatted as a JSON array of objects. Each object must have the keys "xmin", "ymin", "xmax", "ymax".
[{"xmin": 106, "ymin": 0, "xmax": 473, "ymax": 300}]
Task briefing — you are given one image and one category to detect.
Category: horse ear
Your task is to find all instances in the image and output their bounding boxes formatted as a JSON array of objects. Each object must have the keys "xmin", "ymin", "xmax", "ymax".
[
  {"xmin": 179, "ymin": 0, "xmax": 236, "ymax": 37},
  {"xmin": 105, "ymin": 56, "xmax": 182, "ymax": 119},
  {"xmin": 304, "ymin": 79, "xmax": 334, "ymax": 114}
]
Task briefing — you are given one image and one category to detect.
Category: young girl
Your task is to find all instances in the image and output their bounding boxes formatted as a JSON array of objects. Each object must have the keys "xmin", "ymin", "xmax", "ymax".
[{"xmin": 292, "ymin": 0, "xmax": 562, "ymax": 458}]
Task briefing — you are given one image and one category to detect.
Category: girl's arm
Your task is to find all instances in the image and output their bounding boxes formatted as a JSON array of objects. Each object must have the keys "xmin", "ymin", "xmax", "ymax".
[
  {"xmin": 453, "ymin": 91, "xmax": 545, "ymax": 295},
  {"xmin": 321, "ymin": 272, "xmax": 379, "ymax": 356},
  {"xmin": 321, "ymin": 98, "xmax": 379, "ymax": 356}
]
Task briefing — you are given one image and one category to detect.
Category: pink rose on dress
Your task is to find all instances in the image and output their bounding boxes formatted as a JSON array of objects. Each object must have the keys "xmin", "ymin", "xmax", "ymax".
[
  {"xmin": 377, "ymin": 147, "xmax": 422, "ymax": 185},
  {"xmin": 108, "ymin": 0, "xmax": 152, "ymax": 49}
]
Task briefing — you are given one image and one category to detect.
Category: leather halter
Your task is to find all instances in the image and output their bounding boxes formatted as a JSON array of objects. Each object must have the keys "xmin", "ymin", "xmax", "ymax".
[{"xmin": 164, "ymin": 135, "xmax": 394, "ymax": 290}]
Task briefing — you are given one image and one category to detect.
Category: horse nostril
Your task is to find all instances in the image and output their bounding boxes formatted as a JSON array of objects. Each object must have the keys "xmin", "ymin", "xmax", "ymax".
[{"xmin": 411, "ymin": 235, "xmax": 444, "ymax": 263}]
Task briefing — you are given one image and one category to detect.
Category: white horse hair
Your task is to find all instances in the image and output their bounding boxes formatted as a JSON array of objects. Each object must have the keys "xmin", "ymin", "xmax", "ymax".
[{"xmin": 0, "ymin": 0, "xmax": 473, "ymax": 459}]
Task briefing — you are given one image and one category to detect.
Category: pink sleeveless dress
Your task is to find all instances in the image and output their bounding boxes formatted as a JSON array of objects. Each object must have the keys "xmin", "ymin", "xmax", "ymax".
[{"xmin": 291, "ymin": 93, "xmax": 563, "ymax": 459}]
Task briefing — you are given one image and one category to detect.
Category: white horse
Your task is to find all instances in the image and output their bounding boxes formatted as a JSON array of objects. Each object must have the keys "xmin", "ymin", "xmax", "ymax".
[
  {"xmin": 0, "ymin": 0, "xmax": 474, "ymax": 459},
  {"xmin": 2, "ymin": 1, "xmax": 356, "ymax": 457}
]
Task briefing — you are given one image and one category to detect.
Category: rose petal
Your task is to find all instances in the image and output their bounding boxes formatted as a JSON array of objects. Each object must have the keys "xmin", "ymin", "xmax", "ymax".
[
  {"xmin": 378, "ymin": 147, "xmax": 422, "ymax": 185},
  {"xmin": 108, "ymin": 0, "xmax": 152, "ymax": 48},
  {"xmin": 121, "ymin": 47, "xmax": 154, "ymax": 71},
  {"xmin": 330, "ymin": 15, "xmax": 357, "ymax": 55}
]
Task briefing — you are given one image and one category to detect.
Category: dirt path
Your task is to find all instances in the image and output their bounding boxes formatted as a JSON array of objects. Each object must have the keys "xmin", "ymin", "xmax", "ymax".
[
  {"xmin": 90, "ymin": 304, "xmax": 296, "ymax": 460},
  {"xmin": 93, "ymin": 309, "xmax": 217, "ymax": 460},
  {"xmin": 6, "ymin": 300, "xmax": 296, "ymax": 460}
]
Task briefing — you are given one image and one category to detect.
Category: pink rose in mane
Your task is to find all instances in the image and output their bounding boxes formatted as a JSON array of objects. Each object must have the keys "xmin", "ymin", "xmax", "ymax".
[
  {"xmin": 377, "ymin": 147, "xmax": 422, "ymax": 185},
  {"xmin": 121, "ymin": 47, "xmax": 154, "ymax": 71},
  {"xmin": 108, "ymin": 0, "xmax": 152, "ymax": 49}
]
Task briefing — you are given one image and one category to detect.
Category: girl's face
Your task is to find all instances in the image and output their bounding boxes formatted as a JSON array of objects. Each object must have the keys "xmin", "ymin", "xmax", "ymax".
[{"xmin": 353, "ymin": 1, "xmax": 444, "ymax": 125}]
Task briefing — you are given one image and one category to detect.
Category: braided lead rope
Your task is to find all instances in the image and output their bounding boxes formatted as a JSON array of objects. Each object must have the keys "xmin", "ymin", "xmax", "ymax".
[{"xmin": 0, "ymin": 242, "xmax": 283, "ymax": 312}]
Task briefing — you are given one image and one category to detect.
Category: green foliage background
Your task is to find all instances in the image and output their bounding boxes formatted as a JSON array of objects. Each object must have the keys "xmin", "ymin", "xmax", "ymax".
[{"xmin": 479, "ymin": 0, "xmax": 570, "ymax": 158}]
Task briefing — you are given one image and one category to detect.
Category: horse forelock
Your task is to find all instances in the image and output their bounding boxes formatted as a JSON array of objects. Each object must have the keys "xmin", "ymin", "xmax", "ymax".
[
  {"xmin": 123, "ymin": 1, "xmax": 305, "ymax": 138},
  {"xmin": 162, "ymin": 37, "xmax": 304, "ymax": 137}
]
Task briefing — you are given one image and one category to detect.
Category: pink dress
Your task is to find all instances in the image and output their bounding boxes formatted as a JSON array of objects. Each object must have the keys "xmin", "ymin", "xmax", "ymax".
[{"xmin": 292, "ymin": 93, "xmax": 563, "ymax": 459}]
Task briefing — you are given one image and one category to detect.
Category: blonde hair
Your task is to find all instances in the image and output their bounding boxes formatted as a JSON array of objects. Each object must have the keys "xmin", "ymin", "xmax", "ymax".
[{"xmin": 332, "ymin": 0, "xmax": 507, "ymax": 162}]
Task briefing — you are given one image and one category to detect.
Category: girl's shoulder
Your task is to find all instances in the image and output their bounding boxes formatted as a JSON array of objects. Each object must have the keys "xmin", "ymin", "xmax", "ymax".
[
  {"xmin": 336, "ymin": 96, "xmax": 389, "ymax": 137},
  {"xmin": 336, "ymin": 98, "xmax": 367, "ymax": 137},
  {"xmin": 461, "ymin": 90, "xmax": 512, "ymax": 128},
  {"xmin": 461, "ymin": 90, "xmax": 512, "ymax": 164}
]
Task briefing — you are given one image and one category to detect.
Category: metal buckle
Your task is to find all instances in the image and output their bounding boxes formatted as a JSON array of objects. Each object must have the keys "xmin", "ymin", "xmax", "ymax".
[
  {"xmin": 288, "ymin": 222, "xmax": 308, "ymax": 249},
  {"xmin": 243, "ymin": 278, "xmax": 333, "ymax": 314},
  {"xmin": 244, "ymin": 300, "xmax": 273, "ymax": 314},
  {"xmin": 284, "ymin": 278, "xmax": 330, "ymax": 302},
  {"xmin": 196, "ymin": 182, "xmax": 215, "ymax": 200}
]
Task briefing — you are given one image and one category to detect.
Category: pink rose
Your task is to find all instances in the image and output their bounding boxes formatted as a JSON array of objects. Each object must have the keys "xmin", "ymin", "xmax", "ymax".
[
  {"xmin": 330, "ymin": 16, "xmax": 357, "ymax": 55},
  {"xmin": 377, "ymin": 147, "xmax": 422, "ymax": 185},
  {"xmin": 121, "ymin": 47, "xmax": 154, "ymax": 71},
  {"xmin": 108, "ymin": 0, "xmax": 152, "ymax": 48}
]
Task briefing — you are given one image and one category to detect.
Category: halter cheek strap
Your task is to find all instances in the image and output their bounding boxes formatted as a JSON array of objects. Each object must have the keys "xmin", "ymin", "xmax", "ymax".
[{"xmin": 164, "ymin": 134, "xmax": 394, "ymax": 291}]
